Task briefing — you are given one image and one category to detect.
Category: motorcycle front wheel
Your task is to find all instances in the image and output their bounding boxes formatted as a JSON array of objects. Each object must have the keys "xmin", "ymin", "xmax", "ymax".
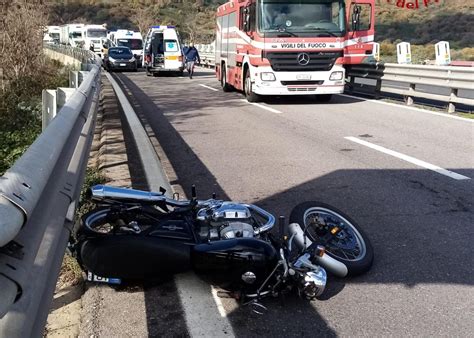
[{"xmin": 289, "ymin": 202, "xmax": 374, "ymax": 276}]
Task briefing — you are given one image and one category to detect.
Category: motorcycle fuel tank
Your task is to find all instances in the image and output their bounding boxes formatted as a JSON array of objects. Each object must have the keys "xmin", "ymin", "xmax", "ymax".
[{"xmin": 191, "ymin": 238, "xmax": 279, "ymax": 289}]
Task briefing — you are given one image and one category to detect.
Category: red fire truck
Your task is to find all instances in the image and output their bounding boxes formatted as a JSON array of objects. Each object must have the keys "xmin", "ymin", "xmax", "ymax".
[{"xmin": 215, "ymin": 0, "xmax": 375, "ymax": 102}]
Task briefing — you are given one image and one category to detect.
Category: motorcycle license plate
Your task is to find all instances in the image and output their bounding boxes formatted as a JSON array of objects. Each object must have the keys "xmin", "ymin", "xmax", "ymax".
[
  {"xmin": 87, "ymin": 271, "xmax": 121, "ymax": 285},
  {"xmin": 296, "ymin": 74, "xmax": 311, "ymax": 80},
  {"xmin": 119, "ymin": 63, "xmax": 126, "ymax": 66}
]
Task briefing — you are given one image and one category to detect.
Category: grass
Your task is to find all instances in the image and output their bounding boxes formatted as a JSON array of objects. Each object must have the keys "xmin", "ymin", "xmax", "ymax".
[
  {"xmin": 76, "ymin": 166, "xmax": 106, "ymax": 219},
  {"xmin": 56, "ymin": 253, "xmax": 84, "ymax": 290},
  {"xmin": 457, "ymin": 112, "xmax": 474, "ymax": 119}
]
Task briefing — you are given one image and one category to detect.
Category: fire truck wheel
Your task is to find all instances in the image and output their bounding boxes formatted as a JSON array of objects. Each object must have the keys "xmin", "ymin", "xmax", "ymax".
[
  {"xmin": 244, "ymin": 69, "xmax": 260, "ymax": 103},
  {"xmin": 221, "ymin": 65, "xmax": 233, "ymax": 92}
]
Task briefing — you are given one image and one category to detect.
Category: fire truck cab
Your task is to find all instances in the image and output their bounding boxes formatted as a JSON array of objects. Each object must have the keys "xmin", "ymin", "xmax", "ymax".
[{"xmin": 215, "ymin": 0, "xmax": 375, "ymax": 102}]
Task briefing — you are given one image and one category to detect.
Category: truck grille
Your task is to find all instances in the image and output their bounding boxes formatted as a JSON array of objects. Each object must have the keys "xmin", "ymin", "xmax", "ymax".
[
  {"xmin": 265, "ymin": 51, "xmax": 342, "ymax": 72},
  {"xmin": 281, "ymin": 80, "xmax": 324, "ymax": 86}
]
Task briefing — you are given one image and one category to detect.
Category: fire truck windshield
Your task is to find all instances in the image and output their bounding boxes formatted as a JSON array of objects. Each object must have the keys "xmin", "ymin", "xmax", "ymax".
[{"xmin": 258, "ymin": 0, "xmax": 346, "ymax": 37}]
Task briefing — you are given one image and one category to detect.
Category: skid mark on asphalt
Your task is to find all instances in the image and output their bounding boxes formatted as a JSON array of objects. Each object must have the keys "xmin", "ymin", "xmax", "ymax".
[{"xmin": 345, "ymin": 136, "xmax": 471, "ymax": 180}]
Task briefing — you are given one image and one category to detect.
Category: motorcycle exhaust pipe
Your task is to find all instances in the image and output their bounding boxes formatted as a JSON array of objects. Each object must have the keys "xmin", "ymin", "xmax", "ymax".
[{"xmin": 288, "ymin": 223, "xmax": 348, "ymax": 278}]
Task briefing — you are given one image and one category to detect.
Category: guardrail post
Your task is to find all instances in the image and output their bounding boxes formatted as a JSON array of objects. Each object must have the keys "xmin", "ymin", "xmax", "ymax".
[
  {"xmin": 448, "ymin": 88, "xmax": 458, "ymax": 113},
  {"xmin": 375, "ymin": 79, "xmax": 382, "ymax": 99},
  {"xmin": 57, "ymin": 88, "xmax": 76, "ymax": 111},
  {"xmin": 79, "ymin": 71, "xmax": 89, "ymax": 86},
  {"xmin": 69, "ymin": 71, "xmax": 79, "ymax": 88},
  {"xmin": 406, "ymin": 83, "xmax": 415, "ymax": 106},
  {"xmin": 42, "ymin": 89, "xmax": 57, "ymax": 131}
]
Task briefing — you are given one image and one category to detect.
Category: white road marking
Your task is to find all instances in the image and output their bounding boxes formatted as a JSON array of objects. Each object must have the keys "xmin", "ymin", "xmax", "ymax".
[
  {"xmin": 345, "ymin": 136, "xmax": 471, "ymax": 181},
  {"xmin": 211, "ymin": 286, "xmax": 228, "ymax": 318},
  {"xmin": 175, "ymin": 273, "xmax": 235, "ymax": 336},
  {"xmin": 241, "ymin": 99, "xmax": 283, "ymax": 114},
  {"xmin": 199, "ymin": 83, "xmax": 219, "ymax": 91},
  {"xmin": 338, "ymin": 93, "xmax": 473, "ymax": 123}
]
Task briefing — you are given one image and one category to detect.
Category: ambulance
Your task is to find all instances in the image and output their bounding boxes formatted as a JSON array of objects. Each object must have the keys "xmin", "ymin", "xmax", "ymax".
[{"xmin": 142, "ymin": 26, "xmax": 184, "ymax": 76}]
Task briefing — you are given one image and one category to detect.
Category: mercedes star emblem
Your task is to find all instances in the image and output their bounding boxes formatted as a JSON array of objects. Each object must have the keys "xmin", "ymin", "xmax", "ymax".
[{"xmin": 297, "ymin": 53, "xmax": 310, "ymax": 66}]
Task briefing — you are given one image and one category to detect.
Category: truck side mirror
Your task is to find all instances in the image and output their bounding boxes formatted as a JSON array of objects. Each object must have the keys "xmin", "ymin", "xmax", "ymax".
[{"xmin": 352, "ymin": 5, "xmax": 361, "ymax": 31}]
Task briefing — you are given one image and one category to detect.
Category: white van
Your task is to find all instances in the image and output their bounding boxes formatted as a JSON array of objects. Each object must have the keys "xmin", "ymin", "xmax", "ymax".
[
  {"xmin": 83, "ymin": 24, "xmax": 108, "ymax": 58},
  {"xmin": 142, "ymin": 26, "xmax": 184, "ymax": 76},
  {"xmin": 109, "ymin": 30, "xmax": 143, "ymax": 66},
  {"xmin": 60, "ymin": 24, "xmax": 84, "ymax": 48}
]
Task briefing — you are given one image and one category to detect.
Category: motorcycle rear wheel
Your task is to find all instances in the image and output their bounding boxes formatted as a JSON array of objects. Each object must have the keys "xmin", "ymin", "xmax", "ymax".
[{"xmin": 289, "ymin": 201, "xmax": 374, "ymax": 276}]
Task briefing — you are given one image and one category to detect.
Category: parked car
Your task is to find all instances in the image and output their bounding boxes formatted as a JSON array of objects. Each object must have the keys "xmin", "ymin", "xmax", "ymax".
[{"xmin": 104, "ymin": 46, "xmax": 137, "ymax": 72}]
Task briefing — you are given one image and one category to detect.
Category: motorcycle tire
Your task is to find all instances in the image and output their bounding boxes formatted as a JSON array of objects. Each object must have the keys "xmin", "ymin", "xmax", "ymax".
[
  {"xmin": 289, "ymin": 201, "xmax": 374, "ymax": 276},
  {"xmin": 73, "ymin": 207, "xmax": 115, "ymax": 240}
]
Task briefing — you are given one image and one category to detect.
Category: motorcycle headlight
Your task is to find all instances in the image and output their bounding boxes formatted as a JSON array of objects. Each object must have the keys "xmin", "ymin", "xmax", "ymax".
[
  {"xmin": 260, "ymin": 72, "xmax": 276, "ymax": 81},
  {"xmin": 329, "ymin": 71, "xmax": 343, "ymax": 81}
]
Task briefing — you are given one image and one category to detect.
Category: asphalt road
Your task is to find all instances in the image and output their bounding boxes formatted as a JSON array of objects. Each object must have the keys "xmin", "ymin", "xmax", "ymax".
[{"xmin": 110, "ymin": 68, "xmax": 473, "ymax": 337}]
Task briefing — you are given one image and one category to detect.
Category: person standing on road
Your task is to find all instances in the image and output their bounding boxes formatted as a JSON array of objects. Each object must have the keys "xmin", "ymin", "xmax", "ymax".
[{"xmin": 184, "ymin": 43, "xmax": 200, "ymax": 79}]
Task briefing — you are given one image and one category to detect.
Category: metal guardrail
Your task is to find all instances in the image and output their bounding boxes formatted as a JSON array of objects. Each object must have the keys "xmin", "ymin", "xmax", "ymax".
[
  {"xmin": 199, "ymin": 52, "xmax": 215, "ymax": 68},
  {"xmin": 346, "ymin": 63, "xmax": 474, "ymax": 113},
  {"xmin": 43, "ymin": 43, "xmax": 97, "ymax": 68},
  {"xmin": 0, "ymin": 46, "xmax": 101, "ymax": 336}
]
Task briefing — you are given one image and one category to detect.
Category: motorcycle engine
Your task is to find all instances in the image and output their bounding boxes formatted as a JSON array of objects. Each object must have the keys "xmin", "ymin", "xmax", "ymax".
[
  {"xmin": 219, "ymin": 222, "xmax": 255, "ymax": 239},
  {"xmin": 197, "ymin": 202, "xmax": 256, "ymax": 240}
]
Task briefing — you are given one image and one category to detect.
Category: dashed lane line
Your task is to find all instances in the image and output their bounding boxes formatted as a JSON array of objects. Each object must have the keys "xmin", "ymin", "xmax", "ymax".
[
  {"xmin": 338, "ymin": 93, "xmax": 473, "ymax": 123},
  {"xmin": 241, "ymin": 99, "xmax": 283, "ymax": 114},
  {"xmin": 199, "ymin": 83, "xmax": 219, "ymax": 91},
  {"xmin": 345, "ymin": 136, "xmax": 471, "ymax": 181},
  {"xmin": 198, "ymin": 83, "xmax": 284, "ymax": 114}
]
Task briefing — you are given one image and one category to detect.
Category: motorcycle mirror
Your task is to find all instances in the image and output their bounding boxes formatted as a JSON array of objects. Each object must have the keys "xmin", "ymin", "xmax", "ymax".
[
  {"xmin": 212, "ymin": 192, "xmax": 216, "ymax": 199},
  {"xmin": 191, "ymin": 185, "xmax": 197, "ymax": 200}
]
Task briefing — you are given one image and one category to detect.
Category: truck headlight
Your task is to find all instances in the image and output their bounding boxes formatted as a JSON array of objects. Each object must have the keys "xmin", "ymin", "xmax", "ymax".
[
  {"xmin": 129, "ymin": 57, "xmax": 136, "ymax": 62},
  {"xmin": 329, "ymin": 71, "xmax": 343, "ymax": 81},
  {"xmin": 260, "ymin": 72, "xmax": 276, "ymax": 81},
  {"xmin": 108, "ymin": 57, "xmax": 116, "ymax": 62}
]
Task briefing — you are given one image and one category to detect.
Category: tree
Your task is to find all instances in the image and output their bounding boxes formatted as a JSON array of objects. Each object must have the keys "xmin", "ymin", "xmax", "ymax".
[
  {"xmin": 130, "ymin": 0, "xmax": 170, "ymax": 36},
  {"xmin": 131, "ymin": 7, "xmax": 158, "ymax": 37},
  {"xmin": 0, "ymin": 0, "xmax": 48, "ymax": 83}
]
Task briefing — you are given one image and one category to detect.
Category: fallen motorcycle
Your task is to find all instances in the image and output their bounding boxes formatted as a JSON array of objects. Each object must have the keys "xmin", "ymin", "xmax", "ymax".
[{"xmin": 72, "ymin": 185, "xmax": 373, "ymax": 304}]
